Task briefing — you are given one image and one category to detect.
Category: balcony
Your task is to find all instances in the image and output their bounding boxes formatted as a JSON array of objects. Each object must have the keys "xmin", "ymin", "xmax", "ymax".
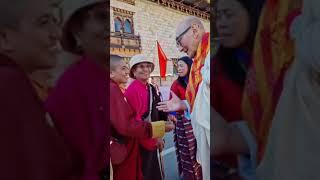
[
  {"xmin": 147, "ymin": 0, "xmax": 210, "ymax": 20},
  {"xmin": 110, "ymin": 32, "xmax": 142, "ymax": 57}
]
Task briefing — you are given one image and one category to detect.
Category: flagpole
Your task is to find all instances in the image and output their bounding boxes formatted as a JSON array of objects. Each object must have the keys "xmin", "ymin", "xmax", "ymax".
[
  {"xmin": 156, "ymin": 31, "xmax": 158, "ymax": 67},
  {"xmin": 156, "ymin": 32, "xmax": 161, "ymax": 86},
  {"xmin": 154, "ymin": 30, "xmax": 164, "ymax": 168},
  {"xmin": 156, "ymin": 32, "xmax": 158, "ymax": 78}
]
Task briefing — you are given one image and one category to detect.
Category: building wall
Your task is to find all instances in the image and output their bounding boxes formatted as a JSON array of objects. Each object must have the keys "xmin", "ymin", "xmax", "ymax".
[{"xmin": 110, "ymin": 0, "xmax": 210, "ymax": 79}]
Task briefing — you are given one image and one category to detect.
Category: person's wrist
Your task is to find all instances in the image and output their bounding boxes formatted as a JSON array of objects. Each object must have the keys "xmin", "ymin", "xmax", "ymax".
[{"xmin": 180, "ymin": 101, "xmax": 187, "ymax": 110}]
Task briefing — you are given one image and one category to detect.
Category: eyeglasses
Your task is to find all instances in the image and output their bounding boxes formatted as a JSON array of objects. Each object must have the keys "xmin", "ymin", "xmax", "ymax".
[
  {"xmin": 135, "ymin": 63, "xmax": 153, "ymax": 69},
  {"xmin": 176, "ymin": 26, "xmax": 191, "ymax": 48}
]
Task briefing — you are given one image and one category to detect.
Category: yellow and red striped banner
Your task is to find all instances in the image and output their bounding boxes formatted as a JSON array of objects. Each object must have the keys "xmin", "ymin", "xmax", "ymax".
[
  {"xmin": 186, "ymin": 32, "xmax": 210, "ymax": 112},
  {"xmin": 242, "ymin": 0, "xmax": 302, "ymax": 163}
]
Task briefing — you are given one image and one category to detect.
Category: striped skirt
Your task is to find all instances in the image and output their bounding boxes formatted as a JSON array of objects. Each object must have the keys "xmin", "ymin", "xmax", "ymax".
[{"xmin": 174, "ymin": 114, "xmax": 202, "ymax": 180}]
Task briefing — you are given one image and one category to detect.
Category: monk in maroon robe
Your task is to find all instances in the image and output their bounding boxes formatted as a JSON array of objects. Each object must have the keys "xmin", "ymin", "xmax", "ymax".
[
  {"xmin": 0, "ymin": 0, "xmax": 73, "ymax": 179},
  {"xmin": 110, "ymin": 55, "xmax": 174, "ymax": 180},
  {"xmin": 0, "ymin": 55, "xmax": 73, "ymax": 180}
]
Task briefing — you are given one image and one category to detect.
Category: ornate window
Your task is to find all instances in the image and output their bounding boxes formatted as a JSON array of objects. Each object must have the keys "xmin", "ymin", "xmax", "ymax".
[
  {"xmin": 111, "ymin": 7, "xmax": 141, "ymax": 58},
  {"xmin": 124, "ymin": 19, "xmax": 132, "ymax": 33},
  {"xmin": 112, "ymin": 7, "xmax": 135, "ymax": 34},
  {"xmin": 114, "ymin": 18, "xmax": 122, "ymax": 32}
]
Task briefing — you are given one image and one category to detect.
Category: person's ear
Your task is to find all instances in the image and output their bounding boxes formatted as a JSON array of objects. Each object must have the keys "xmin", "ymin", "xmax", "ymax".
[
  {"xmin": 191, "ymin": 23, "xmax": 200, "ymax": 39},
  {"xmin": 110, "ymin": 71, "xmax": 115, "ymax": 79},
  {"xmin": 132, "ymin": 68, "xmax": 137, "ymax": 76}
]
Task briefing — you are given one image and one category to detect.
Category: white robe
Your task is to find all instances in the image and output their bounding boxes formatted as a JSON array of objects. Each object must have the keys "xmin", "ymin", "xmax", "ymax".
[
  {"xmin": 257, "ymin": 0, "xmax": 320, "ymax": 179},
  {"xmin": 191, "ymin": 51, "xmax": 211, "ymax": 180}
]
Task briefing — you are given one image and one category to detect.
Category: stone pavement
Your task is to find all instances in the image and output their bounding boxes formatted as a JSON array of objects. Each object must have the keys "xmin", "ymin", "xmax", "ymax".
[{"xmin": 159, "ymin": 86, "xmax": 181, "ymax": 180}]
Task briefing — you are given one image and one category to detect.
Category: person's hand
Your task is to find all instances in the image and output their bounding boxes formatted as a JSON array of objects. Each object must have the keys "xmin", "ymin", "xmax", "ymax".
[
  {"xmin": 157, "ymin": 91, "xmax": 186, "ymax": 112},
  {"xmin": 211, "ymin": 107, "xmax": 249, "ymax": 155},
  {"xmin": 165, "ymin": 121, "xmax": 175, "ymax": 132},
  {"xmin": 156, "ymin": 138, "xmax": 165, "ymax": 151},
  {"xmin": 168, "ymin": 114, "xmax": 177, "ymax": 123}
]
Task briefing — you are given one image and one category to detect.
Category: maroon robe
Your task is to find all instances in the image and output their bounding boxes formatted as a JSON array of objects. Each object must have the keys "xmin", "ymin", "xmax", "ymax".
[
  {"xmin": 0, "ymin": 54, "xmax": 73, "ymax": 180},
  {"xmin": 110, "ymin": 80, "xmax": 153, "ymax": 180},
  {"xmin": 45, "ymin": 56, "xmax": 108, "ymax": 180}
]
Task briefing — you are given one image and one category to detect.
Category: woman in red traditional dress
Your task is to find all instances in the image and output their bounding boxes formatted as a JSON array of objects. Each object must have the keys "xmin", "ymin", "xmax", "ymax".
[{"xmin": 169, "ymin": 56, "xmax": 202, "ymax": 180}]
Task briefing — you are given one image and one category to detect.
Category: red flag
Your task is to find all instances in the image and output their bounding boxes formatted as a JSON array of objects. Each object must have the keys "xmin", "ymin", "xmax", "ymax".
[{"xmin": 157, "ymin": 41, "xmax": 167, "ymax": 79}]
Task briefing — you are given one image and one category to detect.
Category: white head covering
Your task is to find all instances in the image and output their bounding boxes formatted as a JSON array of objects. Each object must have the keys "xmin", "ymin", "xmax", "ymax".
[{"xmin": 129, "ymin": 54, "xmax": 155, "ymax": 78}]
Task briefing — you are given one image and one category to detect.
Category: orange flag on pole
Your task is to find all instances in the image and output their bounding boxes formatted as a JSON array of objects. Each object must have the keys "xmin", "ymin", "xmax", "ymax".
[{"xmin": 157, "ymin": 41, "xmax": 167, "ymax": 79}]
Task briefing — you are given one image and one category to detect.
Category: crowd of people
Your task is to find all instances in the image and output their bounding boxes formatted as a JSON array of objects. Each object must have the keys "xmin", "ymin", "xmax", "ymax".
[
  {"xmin": 1, "ymin": 0, "xmax": 320, "ymax": 179},
  {"xmin": 110, "ymin": 15, "xmax": 211, "ymax": 180}
]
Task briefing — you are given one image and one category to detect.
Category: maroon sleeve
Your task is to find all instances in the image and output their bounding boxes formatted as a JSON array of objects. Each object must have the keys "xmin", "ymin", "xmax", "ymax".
[
  {"xmin": 110, "ymin": 83, "xmax": 152, "ymax": 138},
  {"xmin": 45, "ymin": 76, "xmax": 101, "ymax": 180},
  {"xmin": 0, "ymin": 68, "xmax": 71, "ymax": 180}
]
